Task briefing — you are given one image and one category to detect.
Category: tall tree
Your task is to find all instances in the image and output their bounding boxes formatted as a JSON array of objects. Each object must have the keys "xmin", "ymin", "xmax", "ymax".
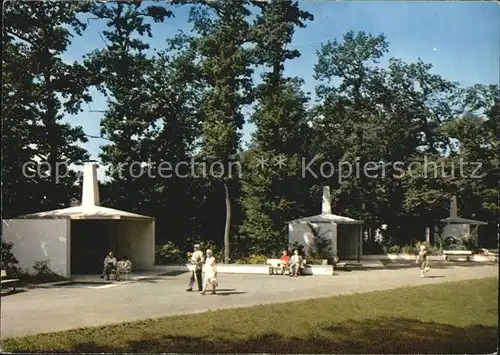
[
  {"xmin": 136, "ymin": 38, "xmax": 206, "ymax": 246},
  {"xmin": 313, "ymin": 31, "xmax": 390, "ymax": 227},
  {"xmin": 2, "ymin": 0, "xmax": 92, "ymax": 217},
  {"xmin": 184, "ymin": 0, "xmax": 254, "ymax": 262},
  {"xmin": 314, "ymin": 31, "xmax": 458, "ymax": 244},
  {"xmin": 239, "ymin": 0, "xmax": 314, "ymax": 254},
  {"xmin": 83, "ymin": 0, "xmax": 172, "ymax": 212},
  {"xmin": 442, "ymin": 85, "xmax": 499, "ymax": 222}
]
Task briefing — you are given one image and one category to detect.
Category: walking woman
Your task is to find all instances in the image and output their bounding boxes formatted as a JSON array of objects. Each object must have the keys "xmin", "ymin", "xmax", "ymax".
[
  {"xmin": 201, "ymin": 249, "xmax": 218, "ymax": 295},
  {"xmin": 416, "ymin": 245, "xmax": 429, "ymax": 278}
]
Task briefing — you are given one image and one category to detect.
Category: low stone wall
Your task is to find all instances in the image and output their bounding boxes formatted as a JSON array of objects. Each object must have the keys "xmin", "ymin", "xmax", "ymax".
[
  {"xmin": 153, "ymin": 253, "xmax": 497, "ymax": 276},
  {"xmin": 361, "ymin": 254, "xmax": 498, "ymax": 262},
  {"xmin": 154, "ymin": 264, "xmax": 336, "ymax": 276}
]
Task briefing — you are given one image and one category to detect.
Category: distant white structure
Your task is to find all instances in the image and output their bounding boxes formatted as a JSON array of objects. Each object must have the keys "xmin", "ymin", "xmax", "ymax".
[
  {"xmin": 2, "ymin": 162, "xmax": 155, "ymax": 278},
  {"xmin": 440, "ymin": 195, "xmax": 487, "ymax": 247},
  {"xmin": 288, "ymin": 186, "xmax": 364, "ymax": 261}
]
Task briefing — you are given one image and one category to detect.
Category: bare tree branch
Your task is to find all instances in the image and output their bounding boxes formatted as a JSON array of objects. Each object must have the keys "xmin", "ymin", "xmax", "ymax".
[
  {"xmin": 84, "ymin": 133, "xmax": 111, "ymax": 141},
  {"xmin": 86, "ymin": 103, "xmax": 106, "ymax": 113}
]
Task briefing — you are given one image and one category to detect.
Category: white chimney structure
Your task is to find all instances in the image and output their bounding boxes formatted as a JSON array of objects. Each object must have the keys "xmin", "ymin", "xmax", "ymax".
[
  {"xmin": 81, "ymin": 162, "xmax": 100, "ymax": 207},
  {"xmin": 322, "ymin": 186, "xmax": 332, "ymax": 215},
  {"xmin": 449, "ymin": 195, "xmax": 458, "ymax": 218}
]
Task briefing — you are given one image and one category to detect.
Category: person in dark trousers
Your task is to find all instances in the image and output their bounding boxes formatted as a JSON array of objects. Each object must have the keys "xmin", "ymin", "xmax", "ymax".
[
  {"xmin": 187, "ymin": 244, "xmax": 204, "ymax": 291},
  {"xmin": 100, "ymin": 251, "xmax": 117, "ymax": 280}
]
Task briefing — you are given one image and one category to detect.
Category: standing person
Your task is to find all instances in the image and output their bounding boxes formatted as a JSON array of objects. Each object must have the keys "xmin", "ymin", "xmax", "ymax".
[
  {"xmin": 187, "ymin": 244, "xmax": 204, "ymax": 292},
  {"xmin": 416, "ymin": 245, "xmax": 429, "ymax": 278},
  {"xmin": 100, "ymin": 251, "xmax": 117, "ymax": 280},
  {"xmin": 289, "ymin": 249, "xmax": 303, "ymax": 277},
  {"xmin": 201, "ymin": 249, "xmax": 218, "ymax": 295}
]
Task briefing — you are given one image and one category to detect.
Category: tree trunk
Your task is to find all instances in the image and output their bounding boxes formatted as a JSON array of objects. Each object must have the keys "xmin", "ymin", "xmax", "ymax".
[
  {"xmin": 435, "ymin": 225, "xmax": 444, "ymax": 252},
  {"xmin": 223, "ymin": 182, "xmax": 231, "ymax": 264}
]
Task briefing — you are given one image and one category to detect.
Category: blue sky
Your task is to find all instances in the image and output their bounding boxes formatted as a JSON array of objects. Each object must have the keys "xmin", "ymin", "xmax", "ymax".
[{"xmin": 62, "ymin": 1, "xmax": 499, "ymax": 179}]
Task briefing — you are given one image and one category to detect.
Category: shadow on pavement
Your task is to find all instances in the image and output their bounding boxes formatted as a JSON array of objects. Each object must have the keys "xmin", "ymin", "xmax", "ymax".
[
  {"xmin": 39, "ymin": 317, "xmax": 496, "ymax": 354},
  {"xmin": 352, "ymin": 260, "xmax": 498, "ymax": 272},
  {"xmin": 215, "ymin": 291, "xmax": 246, "ymax": 296},
  {"xmin": 158, "ymin": 271, "xmax": 189, "ymax": 277},
  {"xmin": 0, "ymin": 289, "xmax": 27, "ymax": 297}
]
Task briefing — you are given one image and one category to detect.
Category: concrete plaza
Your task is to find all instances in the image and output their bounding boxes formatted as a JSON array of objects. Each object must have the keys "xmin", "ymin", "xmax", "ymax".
[{"xmin": 1, "ymin": 262, "xmax": 497, "ymax": 339}]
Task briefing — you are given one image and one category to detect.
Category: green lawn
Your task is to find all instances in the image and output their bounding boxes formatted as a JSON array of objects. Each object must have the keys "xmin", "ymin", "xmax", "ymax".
[{"xmin": 2, "ymin": 278, "xmax": 498, "ymax": 353}]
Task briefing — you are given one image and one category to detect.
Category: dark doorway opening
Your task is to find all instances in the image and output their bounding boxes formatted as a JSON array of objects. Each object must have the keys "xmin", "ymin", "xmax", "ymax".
[{"xmin": 71, "ymin": 220, "xmax": 115, "ymax": 274}]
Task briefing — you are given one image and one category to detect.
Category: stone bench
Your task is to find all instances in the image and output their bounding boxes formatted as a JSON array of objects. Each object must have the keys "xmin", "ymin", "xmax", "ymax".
[
  {"xmin": 1, "ymin": 269, "xmax": 19, "ymax": 291},
  {"xmin": 443, "ymin": 250, "xmax": 473, "ymax": 262},
  {"xmin": 266, "ymin": 259, "xmax": 290, "ymax": 275}
]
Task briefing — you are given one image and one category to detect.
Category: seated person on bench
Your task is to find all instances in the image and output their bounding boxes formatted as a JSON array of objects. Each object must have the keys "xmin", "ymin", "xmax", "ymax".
[
  {"xmin": 280, "ymin": 250, "xmax": 290, "ymax": 273},
  {"xmin": 289, "ymin": 249, "xmax": 303, "ymax": 277},
  {"xmin": 100, "ymin": 251, "xmax": 117, "ymax": 280},
  {"xmin": 115, "ymin": 256, "xmax": 133, "ymax": 281}
]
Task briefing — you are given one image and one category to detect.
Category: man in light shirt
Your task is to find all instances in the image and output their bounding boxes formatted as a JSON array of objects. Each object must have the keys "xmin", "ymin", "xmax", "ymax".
[
  {"xmin": 289, "ymin": 249, "xmax": 303, "ymax": 277},
  {"xmin": 100, "ymin": 251, "xmax": 117, "ymax": 280},
  {"xmin": 187, "ymin": 244, "xmax": 204, "ymax": 291}
]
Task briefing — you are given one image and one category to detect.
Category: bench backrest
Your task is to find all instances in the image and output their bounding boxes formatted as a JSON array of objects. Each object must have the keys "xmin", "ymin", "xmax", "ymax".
[
  {"xmin": 266, "ymin": 259, "xmax": 282, "ymax": 267},
  {"xmin": 1, "ymin": 270, "xmax": 6, "ymax": 278},
  {"xmin": 443, "ymin": 250, "xmax": 472, "ymax": 255}
]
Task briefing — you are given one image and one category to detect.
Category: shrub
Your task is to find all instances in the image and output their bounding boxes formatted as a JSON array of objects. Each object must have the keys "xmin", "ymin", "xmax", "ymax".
[
  {"xmin": 155, "ymin": 242, "xmax": 183, "ymax": 264},
  {"xmin": 31, "ymin": 260, "xmax": 65, "ymax": 283},
  {"xmin": 11, "ymin": 261, "xmax": 66, "ymax": 285},
  {"xmin": 197, "ymin": 240, "xmax": 225, "ymax": 262},
  {"xmin": 232, "ymin": 254, "xmax": 268, "ymax": 264},
  {"xmin": 305, "ymin": 223, "xmax": 332, "ymax": 259},
  {"xmin": 247, "ymin": 254, "xmax": 268, "ymax": 264},
  {"xmin": 387, "ymin": 242, "xmax": 440, "ymax": 255},
  {"xmin": 1, "ymin": 240, "xmax": 18, "ymax": 267},
  {"xmin": 289, "ymin": 242, "xmax": 305, "ymax": 254},
  {"xmin": 33, "ymin": 260, "xmax": 52, "ymax": 274},
  {"xmin": 444, "ymin": 235, "xmax": 481, "ymax": 253},
  {"xmin": 388, "ymin": 245, "xmax": 401, "ymax": 254}
]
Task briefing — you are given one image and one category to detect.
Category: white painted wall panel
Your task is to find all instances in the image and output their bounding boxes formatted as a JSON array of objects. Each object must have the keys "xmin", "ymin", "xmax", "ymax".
[
  {"xmin": 2, "ymin": 219, "xmax": 70, "ymax": 277},
  {"xmin": 116, "ymin": 220, "xmax": 155, "ymax": 271}
]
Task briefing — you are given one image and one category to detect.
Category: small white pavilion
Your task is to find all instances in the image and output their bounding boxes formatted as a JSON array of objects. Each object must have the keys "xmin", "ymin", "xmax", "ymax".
[
  {"xmin": 288, "ymin": 187, "xmax": 364, "ymax": 261},
  {"xmin": 2, "ymin": 162, "xmax": 155, "ymax": 278}
]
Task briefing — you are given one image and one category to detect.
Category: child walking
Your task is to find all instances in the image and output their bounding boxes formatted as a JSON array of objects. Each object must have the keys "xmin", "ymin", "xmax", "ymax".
[{"xmin": 416, "ymin": 245, "xmax": 429, "ymax": 278}]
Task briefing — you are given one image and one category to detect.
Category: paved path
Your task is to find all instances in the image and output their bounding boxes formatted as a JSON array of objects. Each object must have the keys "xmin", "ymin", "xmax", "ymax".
[{"xmin": 1, "ymin": 263, "xmax": 497, "ymax": 338}]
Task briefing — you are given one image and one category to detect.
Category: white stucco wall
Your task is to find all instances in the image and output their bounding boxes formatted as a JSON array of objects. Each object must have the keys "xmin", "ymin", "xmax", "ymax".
[
  {"xmin": 133, "ymin": 220, "xmax": 155, "ymax": 270},
  {"xmin": 116, "ymin": 220, "xmax": 155, "ymax": 271},
  {"xmin": 288, "ymin": 222, "xmax": 337, "ymax": 257},
  {"xmin": 443, "ymin": 224, "xmax": 470, "ymax": 240},
  {"xmin": 2, "ymin": 219, "xmax": 70, "ymax": 277}
]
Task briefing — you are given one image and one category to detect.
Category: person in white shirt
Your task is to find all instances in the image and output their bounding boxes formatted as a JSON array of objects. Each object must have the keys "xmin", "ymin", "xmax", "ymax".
[
  {"xmin": 289, "ymin": 249, "xmax": 303, "ymax": 277},
  {"xmin": 187, "ymin": 244, "xmax": 204, "ymax": 291},
  {"xmin": 115, "ymin": 256, "xmax": 133, "ymax": 281},
  {"xmin": 201, "ymin": 249, "xmax": 218, "ymax": 295}
]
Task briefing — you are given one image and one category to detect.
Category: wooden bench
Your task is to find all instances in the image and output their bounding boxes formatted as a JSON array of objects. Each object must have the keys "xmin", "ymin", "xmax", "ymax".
[
  {"xmin": 333, "ymin": 261, "xmax": 349, "ymax": 271},
  {"xmin": 266, "ymin": 259, "xmax": 289, "ymax": 275},
  {"xmin": 1, "ymin": 269, "xmax": 19, "ymax": 291},
  {"xmin": 443, "ymin": 250, "xmax": 473, "ymax": 262}
]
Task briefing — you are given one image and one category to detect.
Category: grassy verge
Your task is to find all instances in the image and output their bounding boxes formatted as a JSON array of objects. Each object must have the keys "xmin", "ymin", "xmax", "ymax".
[{"xmin": 2, "ymin": 278, "xmax": 498, "ymax": 353}]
